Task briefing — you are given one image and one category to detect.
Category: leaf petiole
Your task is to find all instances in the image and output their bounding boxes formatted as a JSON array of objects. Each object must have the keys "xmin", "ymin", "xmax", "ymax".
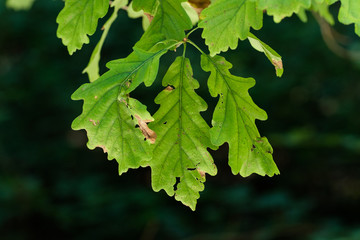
[
  {"xmin": 187, "ymin": 39, "xmax": 206, "ymax": 55},
  {"xmin": 186, "ymin": 27, "xmax": 199, "ymax": 38}
]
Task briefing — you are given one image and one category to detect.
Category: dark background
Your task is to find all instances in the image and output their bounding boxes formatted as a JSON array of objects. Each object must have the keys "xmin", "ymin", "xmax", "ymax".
[{"xmin": 1, "ymin": 1, "xmax": 360, "ymax": 239}]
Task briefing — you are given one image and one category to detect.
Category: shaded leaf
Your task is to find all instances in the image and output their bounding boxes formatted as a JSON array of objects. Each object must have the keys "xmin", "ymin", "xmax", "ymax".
[
  {"xmin": 56, "ymin": 0, "xmax": 109, "ymax": 55},
  {"xmin": 201, "ymin": 54, "xmax": 279, "ymax": 177},
  {"xmin": 6, "ymin": 0, "xmax": 35, "ymax": 10},
  {"xmin": 199, "ymin": 0, "xmax": 263, "ymax": 56},
  {"xmin": 149, "ymin": 56, "xmax": 217, "ymax": 210}
]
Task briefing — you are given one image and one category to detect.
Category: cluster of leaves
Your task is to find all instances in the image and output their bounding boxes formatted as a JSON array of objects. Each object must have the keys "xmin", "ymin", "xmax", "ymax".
[{"xmin": 52, "ymin": 0, "xmax": 360, "ymax": 210}]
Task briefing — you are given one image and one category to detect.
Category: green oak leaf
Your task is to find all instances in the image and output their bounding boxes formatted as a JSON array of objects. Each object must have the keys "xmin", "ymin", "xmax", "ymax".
[
  {"xmin": 325, "ymin": 0, "xmax": 339, "ymax": 4},
  {"xmin": 136, "ymin": 0, "xmax": 193, "ymax": 50},
  {"xmin": 83, "ymin": 0, "xmax": 128, "ymax": 82},
  {"xmin": 257, "ymin": 0, "xmax": 311, "ymax": 23},
  {"xmin": 132, "ymin": 0, "xmax": 159, "ymax": 14},
  {"xmin": 338, "ymin": 0, "xmax": 360, "ymax": 37},
  {"xmin": 56, "ymin": 0, "xmax": 109, "ymax": 55},
  {"xmin": 201, "ymin": 54, "xmax": 279, "ymax": 177},
  {"xmin": 126, "ymin": 2, "xmax": 151, "ymax": 31},
  {"xmin": 247, "ymin": 33, "xmax": 284, "ymax": 77},
  {"xmin": 182, "ymin": 2, "xmax": 199, "ymax": 26},
  {"xmin": 199, "ymin": 0, "xmax": 263, "ymax": 56},
  {"xmin": 72, "ymin": 43, "xmax": 173, "ymax": 174},
  {"xmin": 6, "ymin": 0, "xmax": 35, "ymax": 10},
  {"xmin": 149, "ymin": 56, "xmax": 217, "ymax": 210}
]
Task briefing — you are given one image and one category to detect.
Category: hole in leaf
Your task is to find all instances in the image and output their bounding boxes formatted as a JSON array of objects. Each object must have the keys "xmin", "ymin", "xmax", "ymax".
[
  {"xmin": 187, "ymin": 168, "xmax": 196, "ymax": 171},
  {"xmin": 163, "ymin": 121, "xmax": 167, "ymax": 125},
  {"xmin": 135, "ymin": 124, "xmax": 139, "ymax": 128},
  {"xmin": 173, "ymin": 177, "xmax": 180, "ymax": 191},
  {"xmin": 251, "ymin": 144, "xmax": 256, "ymax": 151}
]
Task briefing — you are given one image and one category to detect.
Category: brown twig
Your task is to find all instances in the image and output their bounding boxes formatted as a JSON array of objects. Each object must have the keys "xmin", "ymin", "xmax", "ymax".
[{"xmin": 312, "ymin": 12, "xmax": 360, "ymax": 61}]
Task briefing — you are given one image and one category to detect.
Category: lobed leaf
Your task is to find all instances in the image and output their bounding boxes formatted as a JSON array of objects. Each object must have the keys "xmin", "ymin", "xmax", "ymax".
[
  {"xmin": 201, "ymin": 54, "xmax": 279, "ymax": 177},
  {"xmin": 72, "ymin": 43, "xmax": 173, "ymax": 174},
  {"xmin": 126, "ymin": 2, "xmax": 151, "ymax": 31},
  {"xmin": 199, "ymin": 0, "xmax": 263, "ymax": 56},
  {"xmin": 83, "ymin": 0, "xmax": 128, "ymax": 82},
  {"xmin": 132, "ymin": 0, "xmax": 159, "ymax": 14},
  {"xmin": 149, "ymin": 56, "xmax": 217, "ymax": 210},
  {"xmin": 311, "ymin": 0, "xmax": 335, "ymax": 25},
  {"xmin": 56, "ymin": 0, "xmax": 109, "ymax": 55},
  {"xmin": 136, "ymin": 0, "xmax": 193, "ymax": 50},
  {"xmin": 257, "ymin": 0, "xmax": 311, "ymax": 23},
  {"xmin": 338, "ymin": 0, "xmax": 360, "ymax": 37}
]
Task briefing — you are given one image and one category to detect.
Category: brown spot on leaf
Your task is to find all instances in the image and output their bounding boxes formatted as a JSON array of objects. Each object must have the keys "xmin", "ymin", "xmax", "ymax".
[
  {"xmin": 197, "ymin": 169, "xmax": 206, "ymax": 178},
  {"xmin": 89, "ymin": 119, "xmax": 98, "ymax": 126},
  {"xmin": 272, "ymin": 59, "xmax": 283, "ymax": 71},
  {"xmin": 134, "ymin": 115, "xmax": 157, "ymax": 144},
  {"xmin": 165, "ymin": 86, "xmax": 174, "ymax": 91},
  {"xmin": 98, "ymin": 145, "xmax": 108, "ymax": 153},
  {"xmin": 144, "ymin": 13, "xmax": 154, "ymax": 24},
  {"xmin": 94, "ymin": 96, "xmax": 98, "ymax": 99}
]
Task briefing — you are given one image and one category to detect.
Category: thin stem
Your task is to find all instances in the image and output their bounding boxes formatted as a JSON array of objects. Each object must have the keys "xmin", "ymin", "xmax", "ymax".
[
  {"xmin": 186, "ymin": 27, "xmax": 200, "ymax": 38},
  {"xmin": 312, "ymin": 12, "xmax": 360, "ymax": 61},
  {"xmin": 182, "ymin": 41, "xmax": 187, "ymax": 58},
  {"xmin": 187, "ymin": 39, "xmax": 206, "ymax": 55}
]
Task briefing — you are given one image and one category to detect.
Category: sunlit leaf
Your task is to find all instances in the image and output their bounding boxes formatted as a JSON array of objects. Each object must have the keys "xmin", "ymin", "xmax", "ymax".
[
  {"xmin": 199, "ymin": 0, "xmax": 263, "ymax": 56},
  {"xmin": 149, "ymin": 56, "xmax": 217, "ymax": 210},
  {"xmin": 338, "ymin": 0, "xmax": 360, "ymax": 37},
  {"xmin": 72, "ymin": 43, "xmax": 173, "ymax": 174},
  {"xmin": 56, "ymin": 0, "xmax": 109, "ymax": 55},
  {"xmin": 136, "ymin": 0, "xmax": 192, "ymax": 50},
  {"xmin": 201, "ymin": 54, "xmax": 279, "ymax": 177},
  {"xmin": 247, "ymin": 33, "xmax": 284, "ymax": 77},
  {"xmin": 83, "ymin": 0, "xmax": 128, "ymax": 82},
  {"xmin": 257, "ymin": 0, "xmax": 311, "ymax": 23}
]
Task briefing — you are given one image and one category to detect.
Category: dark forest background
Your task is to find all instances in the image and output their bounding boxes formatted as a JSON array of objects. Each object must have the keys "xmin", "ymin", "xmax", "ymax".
[{"xmin": 1, "ymin": 1, "xmax": 360, "ymax": 239}]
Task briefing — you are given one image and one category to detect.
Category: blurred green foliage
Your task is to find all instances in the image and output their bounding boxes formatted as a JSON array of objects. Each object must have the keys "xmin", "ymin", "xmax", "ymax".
[{"xmin": 0, "ymin": 1, "xmax": 360, "ymax": 239}]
